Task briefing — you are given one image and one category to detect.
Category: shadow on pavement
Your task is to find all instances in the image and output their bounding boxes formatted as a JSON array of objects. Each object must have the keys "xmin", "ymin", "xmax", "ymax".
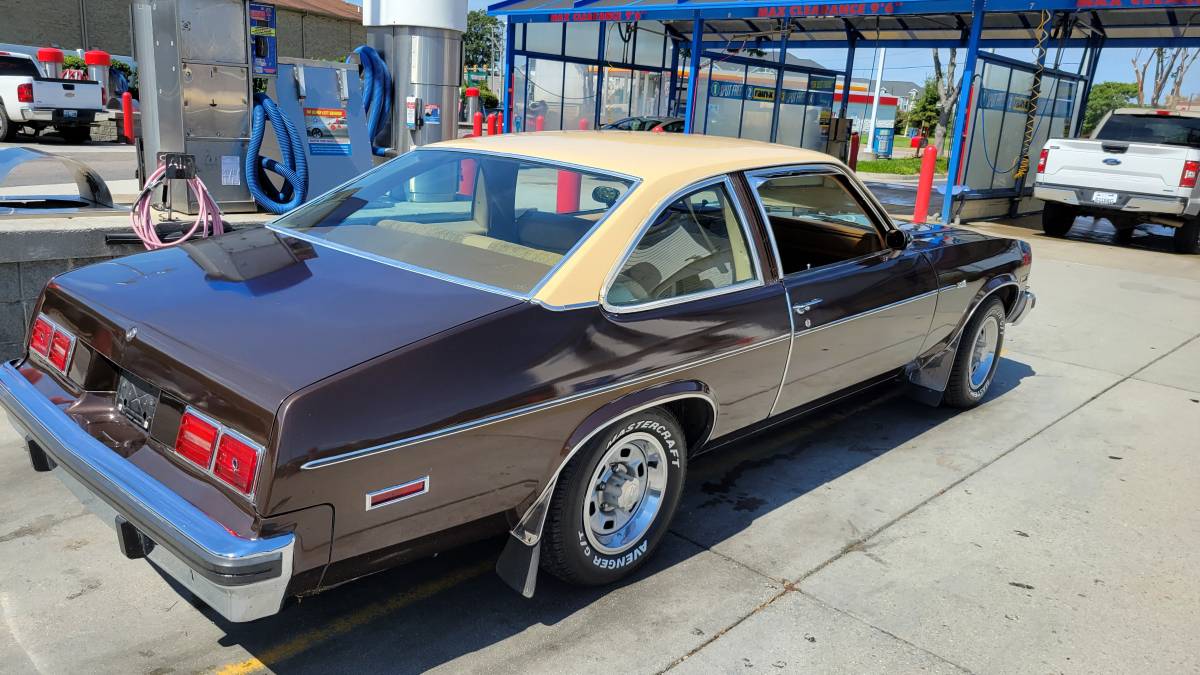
[{"xmin": 191, "ymin": 357, "xmax": 1037, "ymax": 673}]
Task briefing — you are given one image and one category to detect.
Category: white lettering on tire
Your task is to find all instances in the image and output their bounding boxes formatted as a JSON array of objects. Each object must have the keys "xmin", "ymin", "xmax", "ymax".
[{"xmin": 590, "ymin": 539, "xmax": 648, "ymax": 569}]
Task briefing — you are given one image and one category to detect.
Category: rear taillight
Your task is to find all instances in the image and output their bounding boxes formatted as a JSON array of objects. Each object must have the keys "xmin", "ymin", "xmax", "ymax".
[
  {"xmin": 176, "ymin": 409, "xmax": 219, "ymax": 468},
  {"xmin": 30, "ymin": 315, "xmax": 53, "ymax": 357},
  {"xmin": 49, "ymin": 330, "xmax": 73, "ymax": 372},
  {"xmin": 16, "ymin": 83, "xmax": 32, "ymax": 103},
  {"xmin": 1037, "ymin": 148, "xmax": 1049, "ymax": 174},
  {"xmin": 1180, "ymin": 160, "xmax": 1199, "ymax": 188},
  {"xmin": 175, "ymin": 410, "xmax": 263, "ymax": 497},
  {"xmin": 213, "ymin": 432, "xmax": 262, "ymax": 495}
]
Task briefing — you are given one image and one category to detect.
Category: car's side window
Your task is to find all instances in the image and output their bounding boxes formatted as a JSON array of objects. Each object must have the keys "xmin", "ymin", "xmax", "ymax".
[
  {"xmin": 753, "ymin": 171, "xmax": 885, "ymax": 275},
  {"xmin": 607, "ymin": 180, "xmax": 758, "ymax": 308}
]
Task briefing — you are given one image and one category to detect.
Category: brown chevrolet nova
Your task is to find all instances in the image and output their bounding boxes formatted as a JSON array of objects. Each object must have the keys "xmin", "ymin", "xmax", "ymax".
[{"xmin": 0, "ymin": 132, "xmax": 1034, "ymax": 621}]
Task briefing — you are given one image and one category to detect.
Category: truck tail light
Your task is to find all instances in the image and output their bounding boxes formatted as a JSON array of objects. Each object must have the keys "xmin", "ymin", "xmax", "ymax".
[
  {"xmin": 1037, "ymin": 148, "xmax": 1049, "ymax": 174},
  {"xmin": 30, "ymin": 315, "xmax": 54, "ymax": 357},
  {"xmin": 176, "ymin": 410, "xmax": 219, "ymax": 468},
  {"xmin": 1180, "ymin": 160, "xmax": 1199, "ymax": 188},
  {"xmin": 16, "ymin": 83, "xmax": 32, "ymax": 103},
  {"xmin": 213, "ymin": 432, "xmax": 261, "ymax": 495}
]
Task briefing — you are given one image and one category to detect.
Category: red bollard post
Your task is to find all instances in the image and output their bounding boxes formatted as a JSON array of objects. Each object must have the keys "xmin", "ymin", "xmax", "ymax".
[
  {"xmin": 499, "ymin": 112, "xmax": 505, "ymax": 134},
  {"xmin": 473, "ymin": 111, "xmax": 483, "ymax": 137},
  {"xmin": 122, "ymin": 91, "xmax": 134, "ymax": 144},
  {"xmin": 487, "ymin": 113, "xmax": 497, "ymax": 136},
  {"xmin": 579, "ymin": 118, "xmax": 590, "ymax": 130},
  {"xmin": 535, "ymin": 115, "xmax": 545, "ymax": 131},
  {"xmin": 912, "ymin": 146, "xmax": 938, "ymax": 224},
  {"xmin": 848, "ymin": 132, "xmax": 860, "ymax": 171},
  {"xmin": 459, "ymin": 158, "xmax": 476, "ymax": 196}
]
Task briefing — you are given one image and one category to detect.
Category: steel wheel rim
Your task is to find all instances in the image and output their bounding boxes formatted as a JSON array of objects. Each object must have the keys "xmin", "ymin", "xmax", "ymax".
[
  {"xmin": 583, "ymin": 432, "xmax": 668, "ymax": 556},
  {"xmin": 969, "ymin": 315, "xmax": 1001, "ymax": 390}
]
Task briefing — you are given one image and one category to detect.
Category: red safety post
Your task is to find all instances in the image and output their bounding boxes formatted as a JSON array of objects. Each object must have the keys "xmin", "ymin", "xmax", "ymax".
[
  {"xmin": 579, "ymin": 118, "xmax": 590, "ymax": 130},
  {"xmin": 912, "ymin": 146, "xmax": 938, "ymax": 224},
  {"xmin": 535, "ymin": 114, "xmax": 545, "ymax": 131},
  {"xmin": 487, "ymin": 112, "xmax": 497, "ymax": 135},
  {"xmin": 122, "ymin": 91, "xmax": 135, "ymax": 144},
  {"xmin": 848, "ymin": 132, "xmax": 860, "ymax": 171},
  {"xmin": 473, "ymin": 111, "xmax": 483, "ymax": 137},
  {"xmin": 458, "ymin": 158, "xmax": 476, "ymax": 197},
  {"xmin": 499, "ymin": 112, "xmax": 505, "ymax": 134}
]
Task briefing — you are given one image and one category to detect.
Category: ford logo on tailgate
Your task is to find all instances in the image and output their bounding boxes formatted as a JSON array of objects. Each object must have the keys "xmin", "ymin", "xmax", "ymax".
[{"xmin": 1103, "ymin": 158, "xmax": 1122, "ymax": 166}]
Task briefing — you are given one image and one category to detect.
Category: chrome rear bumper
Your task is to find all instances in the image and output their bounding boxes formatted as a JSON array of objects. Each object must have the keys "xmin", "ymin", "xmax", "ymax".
[{"xmin": 0, "ymin": 361, "xmax": 293, "ymax": 622}]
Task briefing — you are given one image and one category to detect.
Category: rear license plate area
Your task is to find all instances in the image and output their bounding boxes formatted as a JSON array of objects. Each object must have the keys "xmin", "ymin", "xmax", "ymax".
[
  {"xmin": 62, "ymin": 109, "xmax": 78, "ymax": 119},
  {"xmin": 116, "ymin": 372, "xmax": 159, "ymax": 430},
  {"xmin": 1092, "ymin": 191, "xmax": 1119, "ymax": 205}
]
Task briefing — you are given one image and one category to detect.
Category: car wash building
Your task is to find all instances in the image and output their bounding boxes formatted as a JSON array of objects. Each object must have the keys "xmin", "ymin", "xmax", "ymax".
[{"xmin": 487, "ymin": 0, "xmax": 1200, "ymax": 224}]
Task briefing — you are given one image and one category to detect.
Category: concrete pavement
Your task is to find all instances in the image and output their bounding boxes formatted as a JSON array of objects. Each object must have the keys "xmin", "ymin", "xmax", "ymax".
[{"xmin": 0, "ymin": 209, "xmax": 1198, "ymax": 673}]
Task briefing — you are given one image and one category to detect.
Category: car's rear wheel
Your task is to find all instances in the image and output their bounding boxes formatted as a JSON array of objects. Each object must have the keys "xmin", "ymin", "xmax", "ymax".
[
  {"xmin": 944, "ymin": 297, "xmax": 1007, "ymax": 408},
  {"xmin": 0, "ymin": 105, "xmax": 17, "ymax": 142},
  {"xmin": 1041, "ymin": 201, "xmax": 1077, "ymax": 237},
  {"xmin": 541, "ymin": 407, "xmax": 686, "ymax": 585},
  {"xmin": 1173, "ymin": 218, "xmax": 1200, "ymax": 254}
]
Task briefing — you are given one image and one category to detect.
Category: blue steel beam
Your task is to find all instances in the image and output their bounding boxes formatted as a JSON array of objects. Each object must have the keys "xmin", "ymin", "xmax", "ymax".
[
  {"xmin": 941, "ymin": 0, "xmax": 985, "ymax": 225},
  {"xmin": 502, "ymin": 19, "xmax": 515, "ymax": 132},
  {"xmin": 684, "ymin": 13, "xmax": 703, "ymax": 133},
  {"xmin": 769, "ymin": 21, "xmax": 790, "ymax": 142},
  {"xmin": 839, "ymin": 28, "xmax": 856, "ymax": 121},
  {"xmin": 594, "ymin": 21, "xmax": 606, "ymax": 127}
]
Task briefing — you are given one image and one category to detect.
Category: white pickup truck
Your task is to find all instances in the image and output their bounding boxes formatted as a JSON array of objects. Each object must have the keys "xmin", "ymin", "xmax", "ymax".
[
  {"xmin": 1035, "ymin": 108, "xmax": 1200, "ymax": 254},
  {"xmin": 0, "ymin": 51, "xmax": 105, "ymax": 144}
]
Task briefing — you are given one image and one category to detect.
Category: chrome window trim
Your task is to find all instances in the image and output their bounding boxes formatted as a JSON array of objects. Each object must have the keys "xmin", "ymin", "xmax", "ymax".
[
  {"xmin": 791, "ymin": 288, "xmax": 940, "ymax": 338},
  {"xmin": 267, "ymin": 147, "xmax": 642, "ymax": 302},
  {"xmin": 599, "ymin": 174, "xmax": 768, "ymax": 314},
  {"xmin": 300, "ymin": 333, "xmax": 790, "ymax": 470}
]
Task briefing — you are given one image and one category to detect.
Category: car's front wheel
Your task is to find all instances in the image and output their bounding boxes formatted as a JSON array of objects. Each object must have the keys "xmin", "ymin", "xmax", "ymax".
[
  {"xmin": 541, "ymin": 407, "xmax": 686, "ymax": 585},
  {"xmin": 944, "ymin": 297, "xmax": 1007, "ymax": 408},
  {"xmin": 1041, "ymin": 201, "xmax": 1077, "ymax": 237}
]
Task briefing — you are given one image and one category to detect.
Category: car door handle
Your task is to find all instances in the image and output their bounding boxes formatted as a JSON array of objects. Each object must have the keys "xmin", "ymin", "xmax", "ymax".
[{"xmin": 792, "ymin": 298, "xmax": 822, "ymax": 315}]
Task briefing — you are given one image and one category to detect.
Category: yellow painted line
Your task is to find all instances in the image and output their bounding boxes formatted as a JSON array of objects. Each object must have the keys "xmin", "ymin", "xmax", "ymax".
[{"xmin": 214, "ymin": 559, "xmax": 492, "ymax": 675}]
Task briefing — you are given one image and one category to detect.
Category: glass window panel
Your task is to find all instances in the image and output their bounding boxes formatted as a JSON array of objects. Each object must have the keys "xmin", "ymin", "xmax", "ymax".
[
  {"xmin": 524, "ymin": 58, "xmax": 565, "ymax": 132},
  {"xmin": 753, "ymin": 173, "xmax": 883, "ymax": 274},
  {"xmin": 803, "ymin": 75, "xmax": 835, "ymax": 151},
  {"xmin": 741, "ymin": 65, "xmax": 778, "ymax": 142},
  {"xmin": 631, "ymin": 70, "xmax": 663, "ymax": 118},
  {"xmin": 512, "ymin": 54, "xmax": 528, "ymax": 132},
  {"xmin": 274, "ymin": 150, "xmax": 634, "ymax": 295},
  {"xmin": 514, "ymin": 24, "xmax": 524, "ymax": 51},
  {"xmin": 704, "ymin": 61, "xmax": 745, "ymax": 138},
  {"xmin": 633, "ymin": 21, "xmax": 666, "ymax": 68},
  {"xmin": 563, "ymin": 62, "xmax": 598, "ymax": 130},
  {"xmin": 608, "ymin": 183, "xmax": 757, "ymax": 307},
  {"xmin": 775, "ymin": 70, "xmax": 809, "ymax": 148},
  {"xmin": 605, "ymin": 22, "xmax": 636, "ymax": 64},
  {"xmin": 601, "ymin": 66, "xmax": 632, "ymax": 124},
  {"xmin": 693, "ymin": 57, "xmax": 714, "ymax": 132},
  {"xmin": 526, "ymin": 23, "xmax": 564, "ymax": 56},
  {"xmin": 565, "ymin": 21, "xmax": 601, "ymax": 59}
]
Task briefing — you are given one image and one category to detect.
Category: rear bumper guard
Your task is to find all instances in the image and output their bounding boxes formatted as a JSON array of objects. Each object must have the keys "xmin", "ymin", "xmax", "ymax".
[
  {"xmin": 1008, "ymin": 289, "xmax": 1036, "ymax": 326},
  {"xmin": 0, "ymin": 361, "xmax": 293, "ymax": 622}
]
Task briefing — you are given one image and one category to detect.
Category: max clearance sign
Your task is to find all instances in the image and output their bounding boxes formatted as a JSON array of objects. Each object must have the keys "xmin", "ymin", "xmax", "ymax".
[{"xmin": 757, "ymin": 3, "xmax": 902, "ymax": 16}]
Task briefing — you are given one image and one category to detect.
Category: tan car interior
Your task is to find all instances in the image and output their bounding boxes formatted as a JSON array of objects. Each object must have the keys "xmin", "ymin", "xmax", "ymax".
[{"xmin": 756, "ymin": 173, "xmax": 884, "ymax": 275}]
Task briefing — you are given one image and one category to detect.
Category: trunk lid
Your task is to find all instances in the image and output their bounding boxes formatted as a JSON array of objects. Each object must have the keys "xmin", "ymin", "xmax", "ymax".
[
  {"xmin": 1040, "ymin": 138, "xmax": 1195, "ymax": 197},
  {"xmin": 31, "ymin": 79, "xmax": 104, "ymax": 112},
  {"xmin": 43, "ymin": 229, "xmax": 521, "ymax": 424}
]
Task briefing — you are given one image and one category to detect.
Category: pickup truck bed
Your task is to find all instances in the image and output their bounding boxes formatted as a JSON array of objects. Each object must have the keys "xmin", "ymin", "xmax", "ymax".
[{"xmin": 0, "ymin": 52, "xmax": 105, "ymax": 144}]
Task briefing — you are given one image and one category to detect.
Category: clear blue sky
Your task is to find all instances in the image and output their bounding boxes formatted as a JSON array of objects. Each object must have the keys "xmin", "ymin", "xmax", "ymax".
[{"xmin": 347, "ymin": 0, "xmax": 1195, "ymax": 97}]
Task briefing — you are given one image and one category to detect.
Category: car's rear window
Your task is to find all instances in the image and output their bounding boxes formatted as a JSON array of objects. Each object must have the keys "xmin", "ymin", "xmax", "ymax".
[
  {"xmin": 0, "ymin": 56, "xmax": 40, "ymax": 78},
  {"xmin": 272, "ymin": 149, "xmax": 636, "ymax": 296},
  {"xmin": 1096, "ymin": 113, "xmax": 1200, "ymax": 148}
]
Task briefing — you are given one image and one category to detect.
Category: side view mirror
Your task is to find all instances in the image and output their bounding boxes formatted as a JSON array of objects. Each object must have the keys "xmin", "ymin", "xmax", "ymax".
[{"xmin": 886, "ymin": 228, "xmax": 912, "ymax": 251}]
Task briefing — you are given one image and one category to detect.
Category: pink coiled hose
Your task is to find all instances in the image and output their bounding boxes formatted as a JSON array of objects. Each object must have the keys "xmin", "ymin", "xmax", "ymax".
[{"xmin": 130, "ymin": 163, "xmax": 226, "ymax": 250}]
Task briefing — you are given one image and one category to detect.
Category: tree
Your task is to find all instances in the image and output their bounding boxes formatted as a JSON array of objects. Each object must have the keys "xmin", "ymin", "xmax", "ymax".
[
  {"xmin": 465, "ymin": 10, "xmax": 501, "ymax": 69},
  {"xmin": 1131, "ymin": 48, "xmax": 1200, "ymax": 107},
  {"xmin": 908, "ymin": 79, "xmax": 941, "ymax": 137},
  {"xmin": 931, "ymin": 48, "xmax": 963, "ymax": 151},
  {"xmin": 1082, "ymin": 82, "xmax": 1138, "ymax": 135}
]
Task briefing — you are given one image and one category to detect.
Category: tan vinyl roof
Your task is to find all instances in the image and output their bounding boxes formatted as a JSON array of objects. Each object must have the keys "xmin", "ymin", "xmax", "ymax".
[{"xmin": 433, "ymin": 131, "xmax": 840, "ymax": 307}]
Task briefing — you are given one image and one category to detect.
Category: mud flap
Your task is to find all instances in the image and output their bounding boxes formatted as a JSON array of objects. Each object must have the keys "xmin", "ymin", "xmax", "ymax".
[
  {"xmin": 496, "ymin": 534, "xmax": 540, "ymax": 598},
  {"xmin": 905, "ymin": 342, "xmax": 959, "ymax": 407}
]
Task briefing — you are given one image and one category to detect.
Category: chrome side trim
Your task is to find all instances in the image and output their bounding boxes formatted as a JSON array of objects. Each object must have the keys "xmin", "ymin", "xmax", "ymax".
[
  {"xmin": 509, "ymin": 391, "xmax": 719, "ymax": 546},
  {"xmin": 938, "ymin": 279, "xmax": 968, "ymax": 293},
  {"xmin": 794, "ymin": 289, "xmax": 940, "ymax": 338},
  {"xmin": 769, "ymin": 284, "xmax": 795, "ymax": 417},
  {"xmin": 365, "ymin": 476, "xmax": 430, "ymax": 511},
  {"xmin": 599, "ymin": 174, "xmax": 768, "ymax": 315},
  {"xmin": 300, "ymin": 333, "xmax": 790, "ymax": 470},
  {"xmin": 529, "ymin": 299, "xmax": 601, "ymax": 312}
]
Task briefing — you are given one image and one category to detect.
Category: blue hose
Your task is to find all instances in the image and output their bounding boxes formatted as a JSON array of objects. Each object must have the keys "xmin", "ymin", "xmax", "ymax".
[
  {"xmin": 351, "ymin": 45, "xmax": 392, "ymax": 157},
  {"xmin": 245, "ymin": 92, "xmax": 308, "ymax": 215}
]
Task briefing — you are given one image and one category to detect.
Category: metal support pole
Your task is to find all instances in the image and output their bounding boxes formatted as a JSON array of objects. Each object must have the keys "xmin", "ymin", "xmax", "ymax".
[
  {"xmin": 940, "ymin": 0, "xmax": 985, "ymax": 225},
  {"xmin": 668, "ymin": 37, "xmax": 680, "ymax": 117},
  {"xmin": 1074, "ymin": 36, "xmax": 1104, "ymax": 137},
  {"xmin": 502, "ymin": 20, "xmax": 515, "ymax": 132},
  {"xmin": 769, "ymin": 20, "xmax": 790, "ymax": 143},
  {"xmin": 684, "ymin": 13, "xmax": 703, "ymax": 133},
  {"xmin": 595, "ymin": 22, "xmax": 606, "ymax": 127},
  {"xmin": 839, "ymin": 30, "xmax": 856, "ymax": 121},
  {"xmin": 867, "ymin": 47, "xmax": 887, "ymax": 155}
]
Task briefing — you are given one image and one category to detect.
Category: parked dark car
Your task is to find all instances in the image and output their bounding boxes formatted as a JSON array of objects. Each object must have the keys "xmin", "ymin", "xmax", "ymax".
[
  {"xmin": 602, "ymin": 116, "xmax": 684, "ymax": 133},
  {"xmin": 0, "ymin": 132, "xmax": 1034, "ymax": 622}
]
